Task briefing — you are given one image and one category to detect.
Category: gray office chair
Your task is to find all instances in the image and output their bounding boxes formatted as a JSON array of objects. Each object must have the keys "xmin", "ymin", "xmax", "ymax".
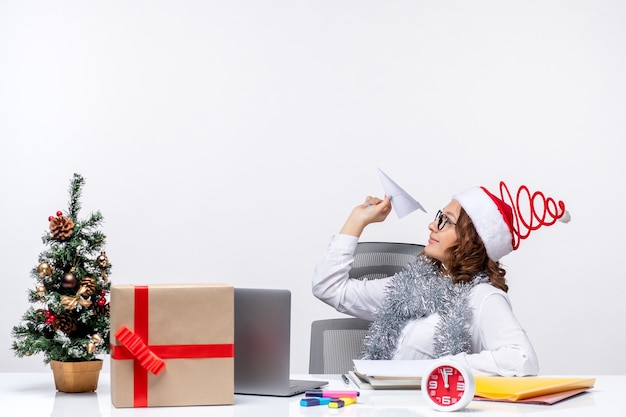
[
  {"xmin": 349, "ymin": 241, "xmax": 425, "ymax": 280},
  {"xmin": 309, "ymin": 242, "xmax": 425, "ymax": 374}
]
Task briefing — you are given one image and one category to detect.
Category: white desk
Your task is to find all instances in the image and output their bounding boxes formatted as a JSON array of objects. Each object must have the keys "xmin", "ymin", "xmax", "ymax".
[{"xmin": 1, "ymin": 373, "xmax": 623, "ymax": 417}]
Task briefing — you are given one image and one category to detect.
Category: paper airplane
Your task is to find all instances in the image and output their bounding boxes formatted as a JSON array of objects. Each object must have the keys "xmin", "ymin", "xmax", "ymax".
[{"xmin": 377, "ymin": 168, "xmax": 426, "ymax": 219}]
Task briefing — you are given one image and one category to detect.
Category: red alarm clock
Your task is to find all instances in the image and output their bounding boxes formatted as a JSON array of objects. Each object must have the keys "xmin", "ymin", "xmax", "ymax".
[{"xmin": 422, "ymin": 359, "xmax": 475, "ymax": 411}]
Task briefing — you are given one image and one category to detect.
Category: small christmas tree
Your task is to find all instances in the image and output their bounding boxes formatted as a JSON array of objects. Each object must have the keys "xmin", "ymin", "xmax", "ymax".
[{"xmin": 11, "ymin": 173, "xmax": 112, "ymax": 364}]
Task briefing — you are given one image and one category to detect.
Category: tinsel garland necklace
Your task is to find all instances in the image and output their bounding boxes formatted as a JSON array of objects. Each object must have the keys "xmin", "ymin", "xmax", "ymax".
[{"xmin": 361, "ymin": 256, "xmax": 489, "ymax": 360}]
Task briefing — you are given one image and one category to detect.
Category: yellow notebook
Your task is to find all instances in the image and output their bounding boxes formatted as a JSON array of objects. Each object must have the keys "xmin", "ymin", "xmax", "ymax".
[{"xmin": 474, "ymin": 376, "xmax": 596, "ymax": 402}]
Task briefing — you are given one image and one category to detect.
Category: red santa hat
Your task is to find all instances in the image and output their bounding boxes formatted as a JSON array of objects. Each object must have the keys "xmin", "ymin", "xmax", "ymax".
[{"xmin": 452, "ymin": 182, "xmax": 570, "ymax": 261}]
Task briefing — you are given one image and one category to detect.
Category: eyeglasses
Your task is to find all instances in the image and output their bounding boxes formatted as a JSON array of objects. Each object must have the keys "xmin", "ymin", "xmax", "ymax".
[{"xmin": 434, "ymin": 210, "xmax": 456, "ymax": 231}]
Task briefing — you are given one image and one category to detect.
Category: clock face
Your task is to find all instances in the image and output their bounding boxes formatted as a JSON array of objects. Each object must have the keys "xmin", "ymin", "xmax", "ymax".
[{"xmin": 423, "ymin": 362, "xmax": 474, "ymax": 411}]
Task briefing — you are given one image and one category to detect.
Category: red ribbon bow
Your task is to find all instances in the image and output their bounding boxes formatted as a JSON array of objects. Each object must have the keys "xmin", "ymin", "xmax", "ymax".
[{"xmin": 114, "ymin": 326, "xmax": 166, "ymax": 375}]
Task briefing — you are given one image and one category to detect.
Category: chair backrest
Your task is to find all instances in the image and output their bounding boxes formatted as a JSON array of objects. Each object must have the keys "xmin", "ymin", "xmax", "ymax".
[
  {"xmin": 349, "ymin": 241, "xmax": 425, "ymax": 280},
  {"xmin": 309, "ymin": 242, "xmax": 425, "ymax": 374},
  {"xmin": 308, "ymin": 318, "xmax": 371, "ymax": 374}
]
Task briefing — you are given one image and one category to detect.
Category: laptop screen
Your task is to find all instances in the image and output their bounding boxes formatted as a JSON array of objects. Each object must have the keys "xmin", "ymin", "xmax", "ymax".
[
  {"xmin": 233, "ymin": 288, "xmax": 326, "ymax": 396},
  {"xmin": 234, "ymin": 288, "xmax": 292, "ymax": 395}
]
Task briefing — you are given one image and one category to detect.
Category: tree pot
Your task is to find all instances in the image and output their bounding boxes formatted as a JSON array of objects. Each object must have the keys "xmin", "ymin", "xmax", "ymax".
[{"xmin": 50, "ymin": 359, "xmax": 103, "ymax": 393}]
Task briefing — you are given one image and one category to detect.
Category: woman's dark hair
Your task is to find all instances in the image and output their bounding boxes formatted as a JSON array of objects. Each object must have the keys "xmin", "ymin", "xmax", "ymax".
[{"xmin": 436, "ymin": 207, "xmax": 509, "ymax": 292}]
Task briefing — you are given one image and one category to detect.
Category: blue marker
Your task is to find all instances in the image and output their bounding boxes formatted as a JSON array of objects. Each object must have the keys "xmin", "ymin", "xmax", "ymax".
[{"xmin": 300, "ymin": 397, "xmax": 332, "ymax": 407}]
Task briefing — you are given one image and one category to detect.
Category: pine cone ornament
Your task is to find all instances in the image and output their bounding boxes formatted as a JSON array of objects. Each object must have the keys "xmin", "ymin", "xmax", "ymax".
[
  {"xmin": 91, "ymin": 302, "xmax": 110, "ymax": 317},
  {"xmin": 49, "ymin": 214, "xmax": 75, "ymax": 241},
  {"xmin": 52, "ymin": 312, "xmax": 78, "ymax": 334},
  {"xmin": 79, "ymin": 277, "xmax": 97, "ymax": 296}
]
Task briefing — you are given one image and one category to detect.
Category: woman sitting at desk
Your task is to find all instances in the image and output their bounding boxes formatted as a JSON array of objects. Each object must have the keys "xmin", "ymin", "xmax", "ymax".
[{"xmin": 312, "ymin": 182, "xmax": 569, "ymax": 376}]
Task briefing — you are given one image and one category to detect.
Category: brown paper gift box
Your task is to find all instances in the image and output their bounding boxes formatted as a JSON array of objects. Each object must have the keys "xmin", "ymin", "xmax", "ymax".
[{"xmin": 110, "ymin": 284, "xmax": 234, "ymax": 407}]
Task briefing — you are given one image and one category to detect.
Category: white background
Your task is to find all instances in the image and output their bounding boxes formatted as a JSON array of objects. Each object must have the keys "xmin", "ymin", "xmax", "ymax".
[{"xmin": 1, "ymin": 1, "xmax": 624, "ymax": 375}]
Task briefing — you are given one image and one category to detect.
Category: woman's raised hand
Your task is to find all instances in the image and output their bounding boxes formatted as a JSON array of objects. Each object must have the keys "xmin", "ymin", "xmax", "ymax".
[{"xmin": 339, "ymin": 195, "xmax": 392, "ymax": 237}]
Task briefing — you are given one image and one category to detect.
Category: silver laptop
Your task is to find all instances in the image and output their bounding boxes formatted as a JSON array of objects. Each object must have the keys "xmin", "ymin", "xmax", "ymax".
[{"xmin": 234, "ymin": 288, "xmax": 327, "ymax": 396}]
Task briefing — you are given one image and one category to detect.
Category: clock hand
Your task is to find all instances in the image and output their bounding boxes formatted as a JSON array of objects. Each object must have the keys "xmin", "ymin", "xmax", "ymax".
[{"xmin": 440, "ymin": 368, "xmax": 450, "ymax": 389}]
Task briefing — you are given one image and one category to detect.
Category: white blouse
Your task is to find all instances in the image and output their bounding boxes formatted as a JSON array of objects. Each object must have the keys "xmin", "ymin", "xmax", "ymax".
[{"xmin": 312, "ymin": 234, "xmax": 539, "ymax": 376}]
